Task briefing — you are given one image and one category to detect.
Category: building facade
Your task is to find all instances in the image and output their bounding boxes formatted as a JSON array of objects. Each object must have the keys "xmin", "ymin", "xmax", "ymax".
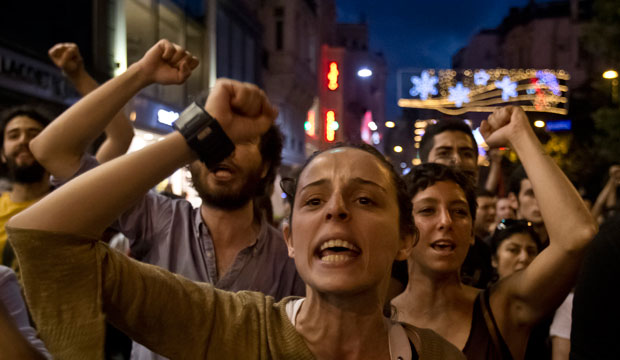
[
  {"xmin": 317, "ymin": 22, "xmax": 388, "ymax": 152},
  {"xmin": 259, "ymin": 0, "xmax": 320, "ymax": 166}
]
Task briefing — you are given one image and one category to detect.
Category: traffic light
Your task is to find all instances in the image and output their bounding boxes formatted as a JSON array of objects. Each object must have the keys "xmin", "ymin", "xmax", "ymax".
[
  {"xmin": 325, "ymin": 110, "xmax": 339, "ymax": 142},
  {"xmin": 327, "ymin": 62, "xmax": 339, "ymax": 91}
]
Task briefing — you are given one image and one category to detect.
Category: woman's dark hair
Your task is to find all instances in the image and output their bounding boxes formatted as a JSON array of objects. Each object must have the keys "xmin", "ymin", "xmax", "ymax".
[
  {"xmin": 489, "ymin": 219, "xmax": 542, "ymax": 255},
  {"xmin": 403, "ymin": 163, "xmax": 478, "ymax": 222},
  {"xmin": 280, "ymin": 142, "xmax": 416, "ymax": 238}
]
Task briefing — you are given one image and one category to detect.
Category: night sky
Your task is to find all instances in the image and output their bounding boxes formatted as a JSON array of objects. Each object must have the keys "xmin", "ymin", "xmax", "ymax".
[{"xmin": 336, "ymin": 0, "xmax": 559, "ymax": 120}]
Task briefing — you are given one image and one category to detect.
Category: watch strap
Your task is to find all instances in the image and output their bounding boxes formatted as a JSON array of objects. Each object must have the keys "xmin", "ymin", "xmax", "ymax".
[{"xmin": 174, "ymin": 102, "xmax": 235, "ymax": 168}]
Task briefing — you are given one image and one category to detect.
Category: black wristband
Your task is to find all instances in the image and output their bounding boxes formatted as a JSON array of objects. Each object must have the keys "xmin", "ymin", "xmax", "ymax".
[{"xmin": 174, "ymin": 102, "xmax": 235, "ymax": 169}]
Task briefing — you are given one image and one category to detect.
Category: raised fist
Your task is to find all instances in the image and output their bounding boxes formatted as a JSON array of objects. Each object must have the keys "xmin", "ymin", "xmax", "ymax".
[
  {"xmin": 205, "ymin": 79, "xmax": 278, "ymax": 144},
  {"xmin": 480, "ymin": 106, "xmax": 533, "ymax": 149},
  {"xmin": 48, "ymin": 43, "xmax": 84, "ymax": 77},
  {"xmin": 134, "ymin": 39, "xmax": 199, "ymax": 86}
]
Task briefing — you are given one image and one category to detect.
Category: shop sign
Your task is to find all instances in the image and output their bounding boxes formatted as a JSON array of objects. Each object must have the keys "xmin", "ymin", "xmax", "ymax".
[{"xmin": 0, "ymin": 46, "xmax": 77, "ymax": 104}]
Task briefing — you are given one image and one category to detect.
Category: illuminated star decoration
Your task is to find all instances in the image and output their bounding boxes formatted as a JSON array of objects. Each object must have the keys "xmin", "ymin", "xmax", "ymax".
[
  {"xmin": 474, "ymin": 70, "xmax": 490, "ymax": 86},
  {"xmin": 409, "ymin": 70, "xmax": 438, "ymax": 100},
  {"xmin": 448, "ymin": 82, "xmax": 471, "ymax": 107},
  {"xmin": 536, "ymin": 70, "xmax": 561, "ymax": 95},
  {"xmin": 495, "ymin": 76, "xmax": 518, "ymax": 101}
]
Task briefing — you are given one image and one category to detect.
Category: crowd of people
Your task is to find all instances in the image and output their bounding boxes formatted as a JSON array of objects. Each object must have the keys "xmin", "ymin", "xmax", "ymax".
[{"xmin": 0, "ymin": 39, "xmax": 617, "ymax": 360}]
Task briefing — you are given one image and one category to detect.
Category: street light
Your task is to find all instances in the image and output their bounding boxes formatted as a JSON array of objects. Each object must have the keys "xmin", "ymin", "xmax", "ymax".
[
  {"xmin": 357, "ymin": 68, "xmax": 373, "ymax": 78},
  {"xmin": 602, "ymin": 70, "xmax": 619, "ymax": 104}
]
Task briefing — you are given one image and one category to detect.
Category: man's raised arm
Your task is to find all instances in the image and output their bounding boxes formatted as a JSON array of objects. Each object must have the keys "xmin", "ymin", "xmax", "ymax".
[{"xmin": 30, "ymin": 43, "xmax": 135, "ymax": 180}]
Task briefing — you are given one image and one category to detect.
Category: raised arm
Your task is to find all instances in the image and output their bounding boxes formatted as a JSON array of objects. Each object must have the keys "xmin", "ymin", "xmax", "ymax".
[
  {"xmin": 31, "ymin": 43, "xmax": 134, "ymax": 180},
  {"xmin": 481, "ymin": 106, "xmax": 598, "ymax": 325},
  {"xmin": 9, "ymin": 68, "xmax": 276, "ymax": 238}
]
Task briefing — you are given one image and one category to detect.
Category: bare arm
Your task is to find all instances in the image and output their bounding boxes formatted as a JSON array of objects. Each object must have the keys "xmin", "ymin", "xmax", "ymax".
[
  {"xmin": 481, "ymin": 106, "xmax": 597, "ymax": 325},
  {"xmin": 551, "ymin": 337, "xmax": 570, "ymax": 360},
  {"xmin": 0, "ymin": 301, "xmax": 46, "ymax": 360},
  {"xmin": 31, "ymin": 43, "xmax": 134, "ymax": 180}
]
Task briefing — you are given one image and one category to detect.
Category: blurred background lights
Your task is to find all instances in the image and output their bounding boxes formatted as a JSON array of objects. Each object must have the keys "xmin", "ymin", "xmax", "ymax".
[
  {"xmin": 412, "ymin": 158, "xmax": 422, "ymax": 165},
  {"xmin": 357, "ymin": 68, "xmax": 373, "ymax": 77},
  {"xmin": 394, "ymin": 145, "xmax": 403, "ymax": 153},
  {"xmin": 385, "ymin": 121, "xmax": 395, "ymax": 128},
  {"xmin": 371, "ymin": 132, "xmax": 381, "ymax": 145},
  {"xmin": 368, "ymin": 121, "xmax": 378, "ymax": 131},
  {"xmin": 603, "ymin": 70, "xmax": 618, "ymax": 79},
  {"xmin": 534, "ymin": 120, "xmax": 546, "ymax": 128},
  {"xmin": 400, "ymin": 162, "xmax": 407, "ymax": 168}
]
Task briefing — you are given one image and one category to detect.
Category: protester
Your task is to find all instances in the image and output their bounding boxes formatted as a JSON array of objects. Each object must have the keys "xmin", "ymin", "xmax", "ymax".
[
  {"xmin": 7, "ymin": 69, "xmax": 463, "ymax": 358},
  {"xmin": 508, "ymin": 165, "xmax": 549, "ymax": 246},
  {"xmin": 496, "ymin": 197, "xmax": 516, "ymax": 224},
  {"xmin": 489, "ymin": 219, "xmax": 541, "ymax": 281},
  {"xmin": 0, "ymin": 42, "xmax": 133, "ymax": 269},
  {"xmin": 391, "ymin": 106, "xmax": 597, "ymax": 360},
  {"xmin": 488, "ymin": 219, "xmax": 551, "ymax": 359},
  {"xmin": 475, "ymin": 188, "xmax": 497, "ymax": 240},
  {"xmin": 417, "ymin": 118, "xmax": 494, "ymax": 289},
  {"xmin": 418, "ymin": 118, "xmax": 480, "ymax": 183},
  {"xmin": 31, "ymin": 40, "xmax": 304, "ymax": 359}
]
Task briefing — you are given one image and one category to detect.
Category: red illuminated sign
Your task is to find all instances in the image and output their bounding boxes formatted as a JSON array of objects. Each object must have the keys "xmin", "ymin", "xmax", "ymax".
[
  {"xmin": 325, "ymin": 110, "xmax": 337, "ymax": 142},
  {"xmin": 327, "ymin": 62, "xmax": 339, "ymax": 91}
]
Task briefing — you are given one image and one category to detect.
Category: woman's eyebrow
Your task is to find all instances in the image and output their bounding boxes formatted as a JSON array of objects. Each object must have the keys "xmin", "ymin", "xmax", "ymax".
[
  {"xmin": 300, "ymin": 179, "xmax": 328, "ymax": 191},
  {"xmin": 351, "ymin": 177, "xmax": 387, "ymax": 193}
]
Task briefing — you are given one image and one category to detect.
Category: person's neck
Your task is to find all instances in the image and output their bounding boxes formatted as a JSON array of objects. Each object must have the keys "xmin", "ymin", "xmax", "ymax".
[
  {"xmin": 392, "ymin": 264, "xmax": 466, "ymax": 324},
  {"xmin": 9, "ymin": 177, "xmax": 51, "ymax": 203},
  {"xmin": 201, "ymin": 200, "xmax": 259, "ymax": 251},
  {"xmin": 295, "ymin": 289, "xmax": 391, "ymax": 360}
]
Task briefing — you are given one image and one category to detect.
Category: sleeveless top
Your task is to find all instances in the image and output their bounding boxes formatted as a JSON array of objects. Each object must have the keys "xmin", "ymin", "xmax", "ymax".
[{"xmin": 462, "ymin": 290, "xmax": 514, "ymax": 360}]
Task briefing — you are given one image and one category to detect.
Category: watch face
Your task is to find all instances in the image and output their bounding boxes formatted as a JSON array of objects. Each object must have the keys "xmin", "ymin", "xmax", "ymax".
[{"xmin": 175, "ymin": 102, "xmax": 207, "ymax": 130}]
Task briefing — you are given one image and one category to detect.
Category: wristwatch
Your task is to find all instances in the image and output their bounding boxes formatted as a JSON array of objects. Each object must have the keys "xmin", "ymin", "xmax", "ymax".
[{"xmin": 173, "ymin": 102, "xmax": 235, "ymax": 168}]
